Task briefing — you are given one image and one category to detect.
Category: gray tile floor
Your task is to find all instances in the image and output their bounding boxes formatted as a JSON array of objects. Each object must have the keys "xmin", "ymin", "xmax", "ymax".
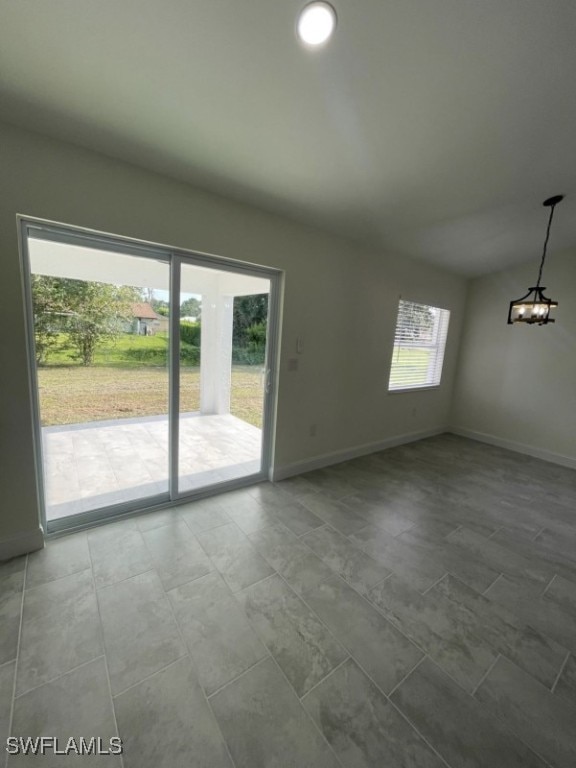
[
  {"xmin": 43, "ymin": 413, "xmax": 262, "ymax": 520},
  {"xmin": 2, "ymin": 433, "xmax": 576, "ymax": 767}
]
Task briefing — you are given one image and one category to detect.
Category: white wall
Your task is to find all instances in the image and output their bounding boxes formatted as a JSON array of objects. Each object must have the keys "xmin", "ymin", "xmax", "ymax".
[
  {"xmin": 450, "ymin": 249, "xmax": 576, "ymax": 467},
  {"xmin": 0, "ymin": 121, "xmax": 466, "ymax": 551}
]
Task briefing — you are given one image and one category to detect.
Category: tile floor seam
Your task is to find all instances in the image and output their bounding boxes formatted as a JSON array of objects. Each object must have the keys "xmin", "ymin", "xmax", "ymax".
[
  {"xmin": 234, "ymin": 569, "xmax": 353, "ymax": 699},
  {"xmin": 421, "ymin": 571, "xmax": 450, "ymax": 596},
  {"xmin": 273, "ymin": 569, "xmax": 446, "ymax": 703},
  {"xmin": 13, "ymin": 654, "xmax": 108, "ymax": 702},
  {"xmin": 392, "ymin": 520, "xmax": 418, "ymax": 538},
  {"xmin": 386, "ymin": 653, "xmax": 428, "ymax": 698},
  {"xmin": 256, "ymin": 514, "xmax": 310, "ymax": 541},
  {"xmin": 293, "ymin": 523, "xmax": 392, "ymax": 597},
  {"xmin": 86, "ymin": 539, "xmax": 125, "ymax": 768},
  {"xmin": 133, "ymin": 508, "xmax": 183, "ymax": 534},
  {"xmin": 23, "ymin": 564, "xmax": 93, "ymax": 593},
  {"xmin": 528, "ymin": 747, "xmax": 558, "ymax": 768},
  {"xmin": 4, "ymin": 554, "xmax": 27, "ymax": 768},
  {"xmin": 470, "ymin": 653, "xmax": 501, "ymax": 697},
  {"xmin": 139, "ymin": 530, "xmax": 211, "ymax": 646},
  {"xmin": 298, "ymin": 655, "xmax": 352, "ymax": 702},
  {"xmin": 356, "ymin": 591, "xmax": 497, "ymax": 702},
  {"xmin": 541, "ymin": 572, "xmax": 557, "ymax": 598},
  {"xmin": 198, "ymin": 688, "xmax": 250, "ymax": 768},
  {"xmin": 364, "ymin": 571, "xmax": 393, "ymax": 595},
  {"xmin": 193, "ymin": 518, "xmax": 246, "ymax": 563},
  {"xmin": 163, "ymin": 565, "xmax": 220, "ymax": 596},
  {"xmin": 264, "ymin": 652, "xmax": 348, "ymax": 768},
  {"xmin": 421, "ymin": 654, "xmax": 485, "ymax": 701},
  {"xmin": 482, "ymin": 572, "xmax": 503, "ymax": 596},
  {"xmin": 205, "ymin": 654, "xmax": 273, "ymax": 701},
  {"xmin": 550, "ymin": 650, "xmax": 571, "ymax": 694},
  {"xmin": 384, "ymin": 702, "xmax": 457, "ymax": 768},
  {"xmin": 232, "ymin": 569, "xmax": 280, "ymax": 595},
  {"xmin": 111, "ymin": 654, "xmax": 190, "ymax": 701},
  {"xmin": 295, "ymin": 521, "xmax": 327, "ymax": 538},
  {"xmin": 159, "ymin": 560, "xmax": 241, "ymax": 768},
  {"xmin": 466, "ymin": 656, "xmax": 558, "ymax": 768},
  {"xmin": 179, "ymin": 515, "xmax": 234, "ymax": 538},
  {"xmin": 102, "ymin": 654, "xmax": 125, "ymax": 768},
  {"xmin": 348, "ymin": 654, "xmax": 455, "ymax": 768},
  {"xmin": 276, "ymin": 569, "xmax": 393, "ymax": 666},
  {"xmin": 355, "ymin": 579, "xmax": 441, "ymax": 660},
  {"xmin": 92, "ymin": 567, "xmax": 157, "ymax": 592},
  {"xmin": 532, "ymin": 527, "xmax": 546, "ymax": 542}
]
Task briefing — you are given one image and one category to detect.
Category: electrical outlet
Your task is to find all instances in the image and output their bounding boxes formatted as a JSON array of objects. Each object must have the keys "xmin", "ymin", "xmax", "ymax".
[
  {"xmin": 288, "ymin": 358, "xmax": 299, "ymax": 372},
  {"xmin": 309, "ymin": 424, "xmax": 317, "ymax": 437}
]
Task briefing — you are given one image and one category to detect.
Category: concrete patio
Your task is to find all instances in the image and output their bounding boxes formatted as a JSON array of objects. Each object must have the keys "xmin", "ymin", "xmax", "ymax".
[{"xmin": 43, "ymin": 412, "xmax": 262, "ymax": 520}]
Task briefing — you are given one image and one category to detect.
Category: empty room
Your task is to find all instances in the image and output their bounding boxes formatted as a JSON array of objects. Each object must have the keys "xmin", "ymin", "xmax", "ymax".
[{"xmin": 1, "ymin": 1, "xmax": 575, "ymax": 767}]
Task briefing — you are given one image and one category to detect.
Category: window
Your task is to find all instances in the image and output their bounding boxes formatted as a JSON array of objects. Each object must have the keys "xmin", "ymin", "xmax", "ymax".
[{"xmin": 388, "ymin": 300, "xmax": 450, "ymax": 391}]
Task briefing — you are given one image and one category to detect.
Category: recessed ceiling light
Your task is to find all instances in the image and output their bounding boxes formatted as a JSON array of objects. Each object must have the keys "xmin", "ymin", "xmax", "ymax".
[{"xmin": 297, "ymin": 2, "xmax": 337, "ymax": 47}]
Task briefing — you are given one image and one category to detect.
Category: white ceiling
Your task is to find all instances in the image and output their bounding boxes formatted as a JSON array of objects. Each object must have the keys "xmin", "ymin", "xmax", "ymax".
[
  {"xmin": 1, "ymin": 0, "xmax": 576, "ymax": 276},
  {"xmin": 28, "ymin": 239, "xmax": 270, "ymax": 296}
]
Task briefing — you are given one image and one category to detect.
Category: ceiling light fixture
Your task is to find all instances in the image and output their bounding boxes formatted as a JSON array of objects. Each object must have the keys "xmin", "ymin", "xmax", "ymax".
[
  {"xmin": 297, "ymin": 2, "xmax": 337, "ymax": 47},
  {"xmin": 508, "ymin": 195, "xmax": 564, "ymax": 325}
]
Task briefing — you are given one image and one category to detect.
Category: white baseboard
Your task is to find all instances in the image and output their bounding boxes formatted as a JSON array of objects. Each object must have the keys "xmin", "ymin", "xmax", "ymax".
[
  {"xmin": 449, "ymin": 427, "xmax": 576, "ymax": 471},
  {"xmin": 0, "ymin": 526, "xmax": 44, "ymax": 561},
  {"xmin": 271, "ymin": 427, "xmax": 445, "ymax": 481}
]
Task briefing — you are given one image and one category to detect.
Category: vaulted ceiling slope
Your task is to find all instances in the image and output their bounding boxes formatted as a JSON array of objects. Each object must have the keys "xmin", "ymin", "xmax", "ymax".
[{"xmin": 1, "ymin": 0, "xmax": 576, "ymax": 276}]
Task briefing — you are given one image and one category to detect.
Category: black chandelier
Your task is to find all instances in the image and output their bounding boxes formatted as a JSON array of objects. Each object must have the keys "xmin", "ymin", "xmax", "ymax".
[{"xmin": 508, "ymin": 195, "xmax": 564, "ymax": 325}]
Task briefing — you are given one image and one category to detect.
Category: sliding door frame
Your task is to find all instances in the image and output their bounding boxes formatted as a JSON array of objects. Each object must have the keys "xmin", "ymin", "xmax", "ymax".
[{"xmin": 18, "ymin": 216, "xmax": 282, "ymax": 536}]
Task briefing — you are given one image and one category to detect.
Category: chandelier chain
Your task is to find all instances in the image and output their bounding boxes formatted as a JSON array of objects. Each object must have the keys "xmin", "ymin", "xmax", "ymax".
[{"xmin": 536, "ymin": 203, "xmax": 557, "ymax": 289}]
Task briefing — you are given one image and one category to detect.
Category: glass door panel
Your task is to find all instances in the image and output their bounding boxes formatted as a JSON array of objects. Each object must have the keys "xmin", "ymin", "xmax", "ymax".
[
  {"xmin": 178, "ymin": 261, "xmax": 270, "ymax": 493},
  {"xmin": 27, "ymin": 234, "xmax": 170, "ymax": 522}
]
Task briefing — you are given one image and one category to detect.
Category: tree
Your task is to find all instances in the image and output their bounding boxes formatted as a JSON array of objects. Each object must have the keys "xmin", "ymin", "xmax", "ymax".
[
  {"xmin": 31, "ymin": 276, "xmax": 140, "ymax": 366},
  {"xmin": 30, "ymin": 276, "xmax": 69, "ymax": 364},
  {"xmin": 63, "ymin": 280, "xmax": 140, "ymax": 365},
  {"xmin": 180, "ymin": 296, "xmax": 201, "ymax": 319},
  {"xmin": 397, "ymin": 301, "xmax": 435, "ymax": 342},
  {"xmin": 150, "ymin": 297, "xmax": 169, "ymax": 316},
  {"xmin": 233, "ymin": 294, "xmax": 268, "ymax": 347}
]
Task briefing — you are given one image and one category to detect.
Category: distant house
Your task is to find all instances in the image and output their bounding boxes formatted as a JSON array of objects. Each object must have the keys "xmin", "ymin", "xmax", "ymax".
[{"xmin": 127, "ymin": 303, "xmax": 169, "ymax": 335}]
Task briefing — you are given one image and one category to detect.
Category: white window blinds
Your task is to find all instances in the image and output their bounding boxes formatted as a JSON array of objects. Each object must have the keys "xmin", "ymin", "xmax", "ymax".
[{"xmin": 388, "ymin": 300, "xmax": 450, "ymax": 391}]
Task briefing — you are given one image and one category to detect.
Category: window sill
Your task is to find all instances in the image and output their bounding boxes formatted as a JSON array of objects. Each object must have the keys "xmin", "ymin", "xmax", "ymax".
[{"xmin": 387, "ymin": 385, "xmax": 441, "ymax": 394}]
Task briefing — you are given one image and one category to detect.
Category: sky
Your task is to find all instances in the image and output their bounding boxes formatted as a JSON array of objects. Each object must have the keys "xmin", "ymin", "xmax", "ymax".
[{"xmin": 153, "ymin": 289, "xmax": 200, "ymax": 304}]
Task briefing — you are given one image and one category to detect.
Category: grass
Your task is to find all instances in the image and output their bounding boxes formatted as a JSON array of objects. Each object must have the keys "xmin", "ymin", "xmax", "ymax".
[
  {"xmin": 389, "ymin": 347, "xmax": 433, "ymax": 388},
  {"xmin": 42, "ymin": 332, "xmax": 173, "ymax": 367},
  {"xmin": 37, "ymin": 334, "xmax": 264, "ymax": 428}
]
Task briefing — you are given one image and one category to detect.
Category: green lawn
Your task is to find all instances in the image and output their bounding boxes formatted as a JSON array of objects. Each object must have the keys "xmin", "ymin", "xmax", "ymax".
[
  {"xmin": 42, "ymin": 332, "xmax": 173, "ymax": 367},
  {"xmin": 389, "ymin": 347, "xmax": 432, "ymax": 388},
  {"xmin": 37, "ymin": 333, "xmax": 264, "ymax": 428}
]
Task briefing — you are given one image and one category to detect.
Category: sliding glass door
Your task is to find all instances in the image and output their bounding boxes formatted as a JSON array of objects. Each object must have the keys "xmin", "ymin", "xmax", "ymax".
[
  {"xmin": 177, "ymin": 261, "xmax": 271, "ymax": 494},
  {"xmin": 20, "ymin": 220, "xmax": 279, "ymax": 532}
]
